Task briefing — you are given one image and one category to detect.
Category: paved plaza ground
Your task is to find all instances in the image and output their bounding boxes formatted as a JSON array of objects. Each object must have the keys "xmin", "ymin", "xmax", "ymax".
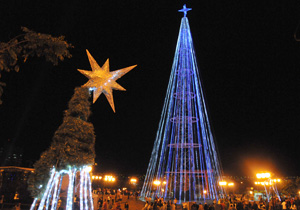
[
  {"xmin": 119, "ymin": 197, "xmax": 145, "ymax": 210},
  {"xmin": 100, "ymin": 196, "xmax": 145, "ymax": 210}
]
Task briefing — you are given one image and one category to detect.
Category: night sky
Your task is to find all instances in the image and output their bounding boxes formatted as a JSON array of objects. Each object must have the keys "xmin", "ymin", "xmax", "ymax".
[{"xmin": 0, "ymin": 1, "xmax": 300, "ymax": 176}]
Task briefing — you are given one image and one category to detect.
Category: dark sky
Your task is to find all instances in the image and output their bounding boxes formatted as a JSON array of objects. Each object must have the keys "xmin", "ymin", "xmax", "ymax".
[{"xmin": 0, "ymin": 1, "xmax": 300, "ymax": 176}]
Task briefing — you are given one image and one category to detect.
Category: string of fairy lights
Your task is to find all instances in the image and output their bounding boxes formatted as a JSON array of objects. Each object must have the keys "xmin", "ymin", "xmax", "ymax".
[
  {"xmin": 140, "ymin": 6, "xmax": 224, "ymax": 203},
  {"xmin": 30, "ymin": 166, "xmax": 94, "ymax": 210}
]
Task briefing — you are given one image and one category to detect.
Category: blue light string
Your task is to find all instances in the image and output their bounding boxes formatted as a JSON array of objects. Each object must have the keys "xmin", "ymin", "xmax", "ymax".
[
  {"xmin": 84, "ymin": 170, "xmax": 88, "ymax": 210},
  {"xmin": 31, "ymin": 166, "xmax": 96, "ymax": 210},
  {"xmin": 66, "ymin": 168, "xmax": 76, "ymax": 210},
  {"xmin": 50, "ymin": 173, "xmax": 60, "ymax": 210},
  {"xmin": 87, "ymin": 171, "xmax": 94, "ymax": 210},
  {"xmin": 30, "ymin": 198, "xmax": 37, "ymax": 210},
  {"xmin": 38, "ymin": 168, "xmax": 56, "ymax": 210},
  {"xmin": 45, "ymin": 174, "xmax": 55, "ymax": 210},
  {"xmin": 140, "ymin": 15, "xmax": 224, "ymax": 203},
  {"xmin": 80, "ymin": 170, "xmax": 84, "ymax": 210},
  {"xmin": 141, "ymin": 64, "xmax": 176, "ymax": 199}
]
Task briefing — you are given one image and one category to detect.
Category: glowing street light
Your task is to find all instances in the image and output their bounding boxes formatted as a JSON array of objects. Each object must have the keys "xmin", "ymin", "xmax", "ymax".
[
  {"xmin": 219, "ymin": 181, "xmax": 227, "ymax": 186},
  {"xmin": 130, "ymin": 178, "xmax": 137, "ymax": 184},
  {"xmin": 153, "ymin": 180, "xmax": 161, "ymax": 186},
  {"xmin": 256, "ymin": 172, "xmax": 271, "ymax": 179},
  {"xmin": 92, "ymin": 175, "xmax": 102, "ymax": 180},
  {"xmin": 104, "ymin": 175, "xmax": 116, "ymax": 182},
  {"xmin": 228, "ymin": 182, "xmax": 234, "ymax": 186}
]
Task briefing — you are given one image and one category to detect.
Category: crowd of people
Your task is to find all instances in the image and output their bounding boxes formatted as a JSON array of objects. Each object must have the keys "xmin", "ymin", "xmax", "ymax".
[
  {"xmin": 81, "ymin": 188, "xmax": 139, "ymax": 210},
  {"xmin": 16, "ymin": 188, "xmax": 300, "ymax": 210},
  {"xmin": 140, "ymin": 196, "xmax": 300, "ymax": 210}
]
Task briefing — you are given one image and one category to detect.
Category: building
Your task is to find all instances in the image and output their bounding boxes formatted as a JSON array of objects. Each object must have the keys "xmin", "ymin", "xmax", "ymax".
[
  {"xmin": 0, "ymin": 139, "xmax": 23, "ymax": 167},
  {"xmin": 0, "ymin": 166, "xmax": 34, "ymax": 203}
]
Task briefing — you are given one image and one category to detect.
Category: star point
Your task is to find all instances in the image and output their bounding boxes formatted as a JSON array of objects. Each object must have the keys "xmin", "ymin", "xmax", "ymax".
[
  {"xmin": 178, "ymin": 4, "xmax": 192, "ymax": 17},
  {"xmin": 78, "ymin": 50, "xmax": 137, "ymax": 112}
]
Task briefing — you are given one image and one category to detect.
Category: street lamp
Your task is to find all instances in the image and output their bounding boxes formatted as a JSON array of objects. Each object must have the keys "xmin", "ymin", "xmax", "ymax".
[
  {"xmin": 228, "ymin": 183, "xmax": 234, "ymax": 186},
  {"xmin": 153, "ymin": 180, "xmax": 161, "ymax": 198},
  {"xmin": 104, "ymin": 175, "xmax": 116, "ymax": 182},
  {"xmin": 130, "ymin": 178, "xmax": 137, "ymax": 184},
  {"xmin": 256, "ymin": 172, "xmax": 271, "ymax": 179},
  {"xmin": 219, "ymin": 181, "xmax": 227, "ymax": 186},
  {"xmin": 153, "ymin": 180, "xmax": 161, "ymax": 186},
  {"xmin": 92, "ymin": 176, "xmax": 102, "ymax": 180}
]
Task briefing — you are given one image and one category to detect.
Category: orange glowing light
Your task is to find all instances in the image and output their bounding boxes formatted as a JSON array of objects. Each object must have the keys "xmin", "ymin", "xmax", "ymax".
[
  {"xmin": 153, "ymin": 180, "xmax": 161, "ymax": 186},
  {"xmin": 104, "ymin": 175, "xmax": 116, "ymax": 182},
  {"xmin": 256, "ymin": 172, "xmax": 271, "ymax": 179},
  {"xmin": 130, "ymin": 178, "xmax": 137, "ymax": 183},
  {"xmin": 219, "ymin": 181, "xmax": 227, "ymax": 186}
]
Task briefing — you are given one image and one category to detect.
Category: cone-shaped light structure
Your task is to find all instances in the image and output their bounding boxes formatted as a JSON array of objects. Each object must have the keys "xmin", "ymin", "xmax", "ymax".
[{"xmin": 140, "ymin": 6, "xmax": 224, "ymax": 203}]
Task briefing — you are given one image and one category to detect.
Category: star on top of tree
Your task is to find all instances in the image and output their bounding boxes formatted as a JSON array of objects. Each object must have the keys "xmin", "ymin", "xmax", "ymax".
[{"xmin": 78, "ymin": 50, "xmax": 137, "ymax": 112}]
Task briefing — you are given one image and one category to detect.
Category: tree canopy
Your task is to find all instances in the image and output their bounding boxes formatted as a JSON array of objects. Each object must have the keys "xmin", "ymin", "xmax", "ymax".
[{"xmin": 0, "ymin": 27, "xmax": 73, "ymax": 104}]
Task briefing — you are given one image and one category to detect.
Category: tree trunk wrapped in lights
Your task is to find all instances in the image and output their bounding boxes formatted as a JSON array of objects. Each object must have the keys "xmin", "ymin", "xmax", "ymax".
[{"xmin": 28, "ymin": 87, "xmax": 95, "ymax": 209}]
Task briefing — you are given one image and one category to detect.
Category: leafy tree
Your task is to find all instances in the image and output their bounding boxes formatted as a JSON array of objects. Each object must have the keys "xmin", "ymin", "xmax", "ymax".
[
  {"xmin": 280, "ymin": 177, "xmax": 300, "ymax": 197},
  {"xmin": 27, "ymin": 87, "xmax": 96, "ymax": 198},
  {"xmin": 0, "ymin": 27, "xmax": 73, "ymax": 104}
]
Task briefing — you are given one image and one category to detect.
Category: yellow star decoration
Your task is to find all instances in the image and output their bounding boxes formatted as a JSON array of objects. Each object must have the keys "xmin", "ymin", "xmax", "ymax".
[{"xmin": 78, "ymin": 50, "xmax": 137, "ymax": 112}]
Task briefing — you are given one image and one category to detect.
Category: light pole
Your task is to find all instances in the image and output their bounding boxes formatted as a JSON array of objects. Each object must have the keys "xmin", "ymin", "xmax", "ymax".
[
  {"xmin": 153, "ymin": 180, "xmax": 161, "ymax": 198},
  {"xmin": 130, "ymin": 178, "xmax": 138, "ymax": 191}
]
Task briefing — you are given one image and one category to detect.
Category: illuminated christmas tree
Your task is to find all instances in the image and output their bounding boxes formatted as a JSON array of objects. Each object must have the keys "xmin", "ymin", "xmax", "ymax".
[
  {"xmin": 140, "ymin": 5, "xmax": 224, "ymax": 203},
  {"xmin": 28, "ymin": 50, "xmax": 136, "ymax": 210}
]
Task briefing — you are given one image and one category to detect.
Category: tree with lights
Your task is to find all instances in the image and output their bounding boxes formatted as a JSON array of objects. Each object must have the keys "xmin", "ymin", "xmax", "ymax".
[
  {"xmin": 0, "ymin": 27, "xmax": 73, "ymax": 104},
  {"xmin": 28, "ymin": 50, "xmax": 136, "ymax": 210},
  {"xmin": 28, "ymin": 87, "xmax": 95, "ymax": 209}
]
